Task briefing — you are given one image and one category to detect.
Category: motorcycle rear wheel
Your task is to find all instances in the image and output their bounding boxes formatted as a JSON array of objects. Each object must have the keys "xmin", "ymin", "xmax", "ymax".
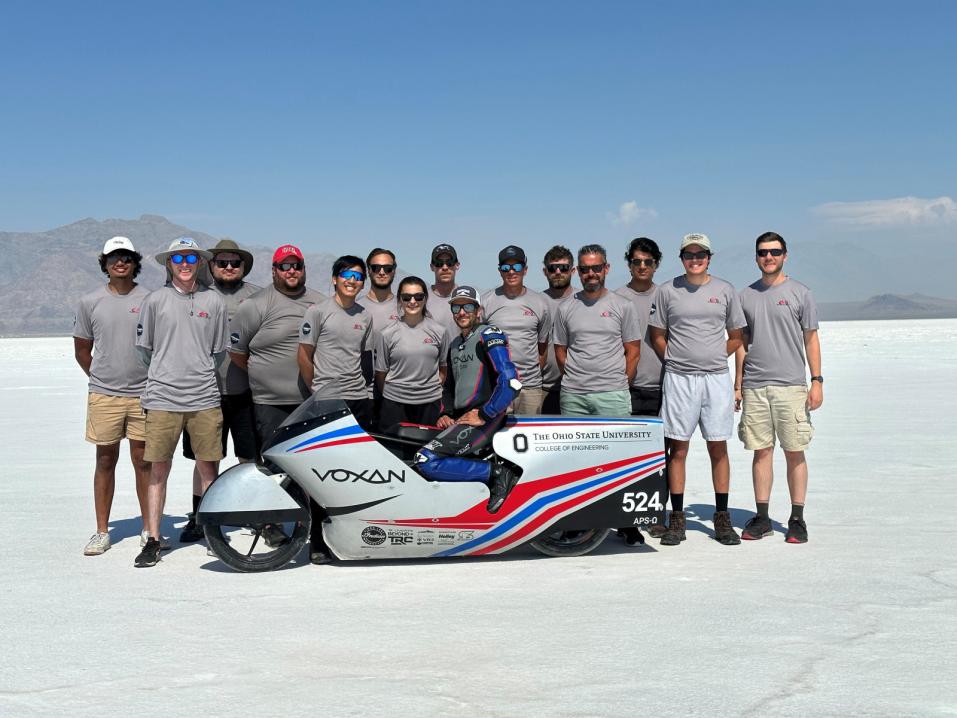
[{"xmin": 529, "ymin": 528, "xmax": 610, "ymax": 557}]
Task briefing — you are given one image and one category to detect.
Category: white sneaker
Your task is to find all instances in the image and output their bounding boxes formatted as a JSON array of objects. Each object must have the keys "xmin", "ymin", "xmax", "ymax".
[
  {"xmin": 140, "ymin": 530, "xmax": 171, "ymax": 551},
  {"xmin": 84, "ymin": 532, "xmax": 111, "ymax": 555}
]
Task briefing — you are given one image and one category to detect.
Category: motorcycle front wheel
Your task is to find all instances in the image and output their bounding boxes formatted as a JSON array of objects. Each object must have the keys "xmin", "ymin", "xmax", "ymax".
[{"xmin": 529, "ymin": 528, "xmax": 610, "ymax": 557}]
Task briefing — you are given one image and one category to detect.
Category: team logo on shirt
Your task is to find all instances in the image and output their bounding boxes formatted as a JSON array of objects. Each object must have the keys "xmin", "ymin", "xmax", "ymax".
[
  {"xmin": 302, "ymin": 322, "xmax": 312, "ymax": 336},
  {"xmin": 136, "ymin": 323, "xmax": 143, "ymax": 336},
  {"xmin": 423, "ymin": 337, "xmax": 436, "ymax": 344},
  {"xmin": 649, "ymin": 302, "xmax": 657, "ymax": 316},
  {"xmin": 708, "ymin": 298, "xmax": 720, "ymax": 304},
  {"xmin": 601, "ymin": 311, "xmax": 611, "ymax": 317},
  {"xmin": 230, "ymin": 331, "xmax": 240, "ymax": 345},
  {"xmin": 778, "ymin": 299, "xmax": 790, "ymax": 306},
  {"xmin": 353, "ymin": 323, "xmax": 364, "ymax": 330},
  {"xmin": 523, "ymin": 309, "xmax": 534, "ymax": 316},
  {"xmin": 129, "ymin": 307, "xmax": 140, "ymax": 314},
  {"xmin": 197, "ymin": 311, "xmax": 209, "ymax": 318}
]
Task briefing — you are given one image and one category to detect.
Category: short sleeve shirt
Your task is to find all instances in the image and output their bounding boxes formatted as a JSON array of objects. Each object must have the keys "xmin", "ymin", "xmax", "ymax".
[
  {"xmin": 374, "ymin": 317, "xmax": 450, "ymax": 404},
  {"xmin": 553, "ymin": 290, "xmax": 642, "ymax": 394},
  {"xmin": 299, "ymin": 298, "xmax": 372, "ymax": 401},
  {"xmin": 739, "ymin": 277, "xmax": 819, "ymax": 388},
  {"xmin": 73, "ymin": 284, "xmax": 149, "ymax": 397},
  {"xmin": 211, "ymin": 281, "xmax": 261, "ymax": 395},
  {"xmin": 429, "ymin": 285, "xmax": 461, "ymax": 337},
  {"xmin": 135, "ymin": 285, "xmax": 228, "ymax": 411},
  {"xmin": 357, "ymin": 292, "xmax": 400, "ymax": 339},
  {"xmin": 480, "ymin": 287, "xmax": 551, "ymax": 388},
  {"xmin": 614, "ymin": 283, "xmax": 663, "ymax": 390},
  {"xmin": 229, "ymin": 285, "xmax": 325, "ymax": 405},
  {"xmin": 649, "ymin": 275, "xmax": 746, "ymax": 375}
]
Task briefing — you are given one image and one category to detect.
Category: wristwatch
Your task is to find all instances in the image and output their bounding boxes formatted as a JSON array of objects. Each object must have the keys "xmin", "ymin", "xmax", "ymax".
[{"xmin": 810, "ymin": 375, "xmax": 824, "ymax": 383}]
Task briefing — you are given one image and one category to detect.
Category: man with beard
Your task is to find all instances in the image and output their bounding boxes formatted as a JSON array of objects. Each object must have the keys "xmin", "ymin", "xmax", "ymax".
[
  {"xmin": 357, "ymin": 248, "xmax": 400, "ymax": 425},
  {"xmin": 553, "ymin": 244, "xmax": 641, "ymax": 417},
  {"xmin": 539, "ymin": 245, "xmax": 577, "ymax": 414},
  {"xmin": 179, "ymin": 239, "xmax": 261, "ymax": 543},
  {"xmin": 429, "ymin": 243, "xmax": 463, "ymax": 336},
  {"xmin": 74, "ymin": 236, "xmax": 151, "ymax": 556}
]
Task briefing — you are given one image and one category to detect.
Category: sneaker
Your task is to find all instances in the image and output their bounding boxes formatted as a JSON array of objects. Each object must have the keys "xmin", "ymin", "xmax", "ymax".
[
  {"xmin": 134, "ymin": 538, "xmax": 162, "ymax": 567},
  {"xmin": 487, "ymin": 465, "xmax": 520, "ymax": 514},
  {"xmin": 659, "ymin": 510, "xmax": 687, "ymax": 546},
  {"xmin": 83, "ymin": 532, "xmax": 111, "ymax": 556},
  {"xmin": 179, "ymin": 513, "xmax": 205, "ymax": 543},
  {"xmin": 786, "ymin": 517, "xmax": 808, "ymax": 544},
  {"xmin": 310, "ymin": 548, "xmax": 333, "ymax": 565},
  {"xmin": 140, "ymin": 530, "xmax": 171, "ymax": 551},
  {"xmin": 262, "ymin": 523, "xmax": 289, "ymax": 548},
  {"xmin": 742, "ymin": 514, "xmax": 773, "ymax": 540},
  {"xmin": 713, "ymin": 511, "xmax": 741, "ymax": 545},
  {"xmin": 617, "ymin": 527, "xmax": 645, "ymax": 546}
]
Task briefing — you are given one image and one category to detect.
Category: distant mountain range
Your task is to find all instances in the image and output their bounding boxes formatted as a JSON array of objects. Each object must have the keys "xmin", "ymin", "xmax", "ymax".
[{"xmin": 0, "ymin": 215, "xmax": 955, "ymax": 335}]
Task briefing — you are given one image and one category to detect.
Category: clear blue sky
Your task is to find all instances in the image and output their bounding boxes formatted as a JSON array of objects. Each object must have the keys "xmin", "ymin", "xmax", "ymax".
[{"xmin": 1, "ymin": 1, "xmax": 954, "ymax": 289}]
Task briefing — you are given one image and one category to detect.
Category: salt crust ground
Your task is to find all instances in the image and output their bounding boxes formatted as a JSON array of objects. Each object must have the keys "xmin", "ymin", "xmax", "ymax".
[{"xmin": 2, "ymin": 320, "xmax": 956, "ymax": 717}]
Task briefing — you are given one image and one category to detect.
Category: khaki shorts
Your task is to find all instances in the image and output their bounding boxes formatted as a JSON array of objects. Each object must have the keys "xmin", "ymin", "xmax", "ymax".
[
  {"xmin": 85, "ymin": 393, "xmax": 146, "ymax": 445},
  {"xmin": 509, "ymin": 386, "xmax": 545, "ymax": 415},
  {"xmin": 738, "ymin": 385, "xmax": 814, "ymax": 452},
  {"xmin": 144, "ymin": 407, "xmax": 224, "ymax": 462}
]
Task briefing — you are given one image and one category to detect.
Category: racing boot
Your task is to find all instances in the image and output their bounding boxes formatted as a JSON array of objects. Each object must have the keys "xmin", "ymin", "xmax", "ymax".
[
  {"xmin": 659, "ymin": 510, "xmax": 687, "ymax": 546},
  {"xmin": 487, "ymin": 464, "xmax": 520, "ymax": 514}
]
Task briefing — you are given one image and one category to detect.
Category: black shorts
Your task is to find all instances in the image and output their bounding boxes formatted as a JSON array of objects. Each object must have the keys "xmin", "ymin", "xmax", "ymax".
[
  {"xmin": 379, "ymin": 397, "xmax": 441, "ymax": 433},
  {"xmin": 541, "ymin": 387, "xmax": 562, "ymax": 415},
  {"xmin": 183, "ymin": 391, "xmax": 258, "ymax": 461},
  {"xmin": 630, "ymin": 386, "xmax": 662, "ymax": 417}
]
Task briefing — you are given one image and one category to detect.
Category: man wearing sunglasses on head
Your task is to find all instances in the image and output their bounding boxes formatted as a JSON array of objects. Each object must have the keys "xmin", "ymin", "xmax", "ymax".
[
  {"xmin": 413, "ymin": 287, "xmax": 522, "ymax": 514},
  {"xmin": 179, "ymin": 239, "xmax": 261, "ymax": 544},
  {"xmin": 481, "ymin": 245, "xmax": 552, "ymax": 415},
  {"xmin": 734, "ymin": 232, "xmax": 822, "ymax": 544},
  {"xmin": 553, "ymin": 244, "xmax": 641, "ymax": 418},
  {"xmin": 540, "ymin": 245, "xmax": 578, "ymax": 414},
  {"xmin": 648, "ymin": 233, "xmax": 746, "ymax": 547},
  {"xmin": 133, "ymin": 238, "xmax": 228, "ymax": 567},
  {"xmin": 429, "ymin": 243, "xmax": 464, "ymax": 336},
  {"xmin": 74, "ymin": 237, "xmax": 151, "ymax": 557},
  {"xmin": 358, "ymin": 248, "xmax": 401, "ymax": 426},
  {"xmin": 298, "ymin": 255, "xmax": 374, "ymax": 564}
]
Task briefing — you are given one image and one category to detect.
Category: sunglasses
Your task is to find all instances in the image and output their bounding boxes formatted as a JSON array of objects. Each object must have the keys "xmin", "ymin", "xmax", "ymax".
[
  {"xmin": 432, "ymin": 259, "xmax": 456, "ymax": 269},
  {"xmin": 545, "ymin": 263, "xmax": 572, "ymax": 274},
  {"xmin": 629, "ymin": 258, "xmax": 657, "ymax": 267},
  {"xmin": 757, "ymin": 248, "xmax": 785, "ymax": 257},
  {"xmin": 106, "ymin": 253, "xmax": 135, "ymax": 265},
  {"xmin": 400, "ymin": 292, "xmax": 426, "ymax": 302},
  {"xmin": 680, "ymin": 250, "xmax": 710, "ymax": 261},
  {"xmin": 171, "ymin": 254, "xmax": 199, "ymax": 265},
  {"xmin": 369, "ymin": 263, "xmax": 396, "ymax": 274},
  {"xmin": 499, "ymin": 262, "xmax": 525, "ymax": 273},
  {"xmin": 451, "ymin": 302, "xmax": 478, "ymax": 314},
  {"xmin": 274, "ymin": 261, "xmax": 304, "ymax": 272},
  {"xmin": 338, "ymin": 269, "xmax": 365, "ymax": 282},
  {"xmin": 577, "ymin": 263, "xmax": 606, "ymax": 275},
  {"xmin": 214, "ymin": 259, "xmax": 244, "ymax": 269}
]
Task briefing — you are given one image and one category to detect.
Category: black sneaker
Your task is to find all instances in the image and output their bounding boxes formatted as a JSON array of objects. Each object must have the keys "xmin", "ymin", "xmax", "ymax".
[
  {"xmin": 742, "ymin": 514, "xmax": 773, "ymax": 540},
  {"xmin": 310, "ymin": 548, "xmax": 333, "ymax": 565},
  {"xmin": 134, "ymin": 538, "xmax": 162, "ymax": 568},
  {"xmin": 487, "ymin": 465, "xmax": 520, "ymax": 514},
  {"xmin": 262, "ymin": 524, "xmax": 289, "ymax": 548},
  {"xmin": 179, "ymin": 513, "xmax": 205, "ymax": 543},
  {"xmin": 660, "ymin": 510, "xmax": 686, "ymax": 546},
  {"xmin": 786, "ymin": 517, "xmax": 808, "ymax": 544},
  {"xmin": 618, "ymin": 527, "xmax": 645, "ymax": 546},
  {"xmin": 713, "ymin": 511, "xmax": 741, "ymax": 545}
]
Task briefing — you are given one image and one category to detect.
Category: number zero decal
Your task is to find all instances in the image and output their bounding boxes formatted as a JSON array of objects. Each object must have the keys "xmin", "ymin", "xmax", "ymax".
[
  {"xmin": 513, "ymin": 433, "xmax": 528, "ymax": 453},
  {"xmin": 621, "ymin": 491, "xmax": 665, "ymax": 512}
]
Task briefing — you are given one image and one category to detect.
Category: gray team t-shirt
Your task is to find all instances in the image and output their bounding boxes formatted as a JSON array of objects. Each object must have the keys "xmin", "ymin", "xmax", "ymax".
[
  {"xmin": 136, "ymin": 285, "xmax": 228, "ymax": 411},
  {"xmin": 229, "ymin": 285, "xmax": 325, "ymax": 405},
  {"xmin": 481, "ymin": 287, "xmax": 552, "ymax": 388},
  {"xmin": 614, "ymin": 284, "xmax": 663, "ymax": 390},
  {"xmin": 73, "ymin": 284, "xmax": 149, "ymax": 397},
  {"xmin": 211, "ymin": 281, "xmax": 260, "ymax": 395},
  {"xmin": 649, "ymin": 275, "xmax": 746, "ymax": 375},
  {"xmin": 740, "ymin": 277, "xmax": 819, "ymax": 388},
  {"xmin": 553, "ymin": 290, "xmax": 642, "ymax": 394},
  {"xmin": 374, "ymin": 317, "xmax": 450, "ymax": 404},
  {"xmin": 541, "ymin": 289, "xmax": 575, "ymax": 391},
  {"xmin": 357, "ymin": 292, "xmax": 400, "ymax": 337},
  {"xmin": 299, "ymin": 298, "xmax": 372, "ymax": 401}
]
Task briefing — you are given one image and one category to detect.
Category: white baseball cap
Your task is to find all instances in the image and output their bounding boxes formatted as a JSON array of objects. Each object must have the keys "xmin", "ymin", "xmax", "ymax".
[
  {"xmin": 680, "ymin": 233, "xmax": 712, "ymax": 252},
  {"xmin": 101, "ymin": 236, "xmax": 136, "ymax": 255}
]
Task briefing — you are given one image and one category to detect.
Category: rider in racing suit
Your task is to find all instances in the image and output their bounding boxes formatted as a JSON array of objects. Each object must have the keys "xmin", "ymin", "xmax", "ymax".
[{"xmin": 414, "ymin": 286, "xmax": 522, "ymax": 513}]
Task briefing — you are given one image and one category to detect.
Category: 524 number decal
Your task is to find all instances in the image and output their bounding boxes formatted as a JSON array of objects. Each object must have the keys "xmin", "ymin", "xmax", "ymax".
[{"xmin": 621, "ymin": 491, "xmax": 665, "ymax": 513}]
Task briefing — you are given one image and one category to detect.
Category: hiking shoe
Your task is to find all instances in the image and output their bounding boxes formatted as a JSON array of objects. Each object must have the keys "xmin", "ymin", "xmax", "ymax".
[
  {"xmin": 83, "ymin": 532, "xmax": 111, "ymax": 556},
  {"xmin": 487, "ymin": 465, "xmax": 520, "ymax": 514},
  {"xmin": 713, "ymin": 511, "xmax": 741, "ymax": 545},
  {"xmin": 786, "ymin": 517, "xmax": 808, "ymax": 544},
  {"xmin": 134, "ymin": 538, "xmax": 162, "ymax": 567},
  {"xmin": 140, "ymin": 530, "xmax": 171, "ymax": 551},
  {"xmin": 659, "ymin": 510, "xmax": 687, "ymax": 546},
  {"xmin": 742, "ymin": 514, "xmax": 773, "ymax": 540},
  {"xmin": 262, "ymin": 523, "xmax": 289, "ymax": 548},
  {"xmin": 618, "ymin": 527, "xmax": 645, "ymax": 546},
  {"xmin": 179, "ymin": 514, "xmax": 205, "ymax": 543}
]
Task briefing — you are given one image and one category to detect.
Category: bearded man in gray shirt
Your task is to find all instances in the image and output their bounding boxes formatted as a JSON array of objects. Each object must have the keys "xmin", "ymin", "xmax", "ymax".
[
  {"xmin": 734, "ymin": 232, "xmax": 823, "ymax": 544},
  {"xmin": 134, "ymin": 238, "xmax": 228, "ymax": 567}
]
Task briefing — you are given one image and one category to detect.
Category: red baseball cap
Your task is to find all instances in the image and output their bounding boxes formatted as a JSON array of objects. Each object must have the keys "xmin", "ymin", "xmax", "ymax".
[{"xmin": 273, "ymin": 244, "xmax": 304, "ymax": 264}]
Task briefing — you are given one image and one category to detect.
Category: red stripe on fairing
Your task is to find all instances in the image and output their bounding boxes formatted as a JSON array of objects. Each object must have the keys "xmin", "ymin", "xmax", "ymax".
[
  {"xmin": 293, "ymin": 436, "xmax": 375, "ymax": 453},
  {"xmin": 370, "ymin": 452, "xmax": 664, "ymax": 527},
  {"xmin": 469, "ymin": 460, "xmax": 666, "ymax": 555},
  {"xmin": 507, "ymin": 422, "xmax": 654, "ymax": 428}
]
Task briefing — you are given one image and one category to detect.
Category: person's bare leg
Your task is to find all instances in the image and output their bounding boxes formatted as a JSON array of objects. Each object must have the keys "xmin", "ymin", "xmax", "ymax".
[
  {"xmin": 752, "ymin": 446, "xmax": 774, "ymax": 503},
  {"xmin": 784, "ymin": 450, "xmax": 808, "ymax": 505},
  {"xmin": 146, "ymin": 460, "xmax": 172, "ymax": 539},
  {"xmin": 129, "ymin": 440, "xmax": 150, "ymax": 528},
  {"xmin": 195, "ymin": 459, "xmax": 219, "ymax": 496},
  {"xmin": 706, "ymin": 440, "xmax": 730, "ymax": 492},
  {"xmin": 667, "ymin": 439, "xmax": 690, "ymax": 496},
  {"xmin": 93, "ymin": 444, "xmax": 120, "ymax": 534}
]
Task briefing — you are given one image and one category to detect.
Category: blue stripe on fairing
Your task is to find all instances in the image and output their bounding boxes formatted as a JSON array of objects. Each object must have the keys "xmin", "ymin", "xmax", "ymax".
[
  {"xmin": 432, "ymin": 454, "xmax": 665, "ymax": 557},
  {"xmin": 510, "ymin": 416, "xmax": 664, "ymax": 424},
  {"xmin": 287, "ymin": 423, "xmax": 364, "ymax": 452}
]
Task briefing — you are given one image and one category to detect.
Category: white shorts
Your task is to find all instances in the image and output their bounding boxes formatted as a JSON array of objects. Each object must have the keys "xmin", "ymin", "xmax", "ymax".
[{"xmin": 661, "ymin": 371, "xmax": 734, "ymax": 441}]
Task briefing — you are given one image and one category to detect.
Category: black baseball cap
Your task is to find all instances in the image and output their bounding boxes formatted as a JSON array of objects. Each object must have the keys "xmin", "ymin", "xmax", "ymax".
[
  {"xmin": 498, "ymin": 245, "xmax": 526, "ymax": 264},
  {"xmin": 431, "ymin": 244, "xmax": 458, "ymax": 264}
]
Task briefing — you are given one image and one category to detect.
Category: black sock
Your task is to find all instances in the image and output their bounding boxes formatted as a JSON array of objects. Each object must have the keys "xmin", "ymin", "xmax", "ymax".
[
  {"xmin": 791, "ymin": 504, "xmax": 804, "ymax": 520},
  {"xmin": 756, "ymin": 501, "xmax": 770, "ymax": 518},
  {"xmin": 192, "ymin": 494, "xmax": 201, "ymax": 514},
  {"xmin": 670, "ymin": 493, "xmax": 684, "ymax": 512},
  {"xmin": 715, "ymin": 493, "xmax": 729, "ymax": 513}
]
